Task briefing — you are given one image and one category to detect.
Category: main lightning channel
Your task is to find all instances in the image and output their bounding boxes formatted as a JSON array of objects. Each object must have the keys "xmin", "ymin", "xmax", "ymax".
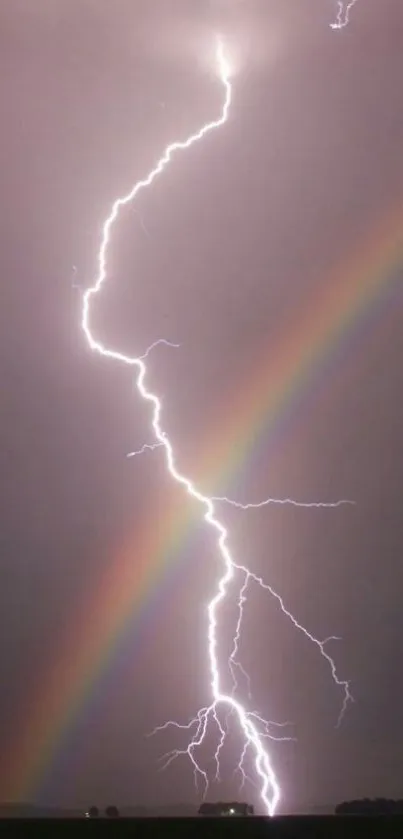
[{"xmin": 82, "ymin": 35, "xmax": 351, "ymax": 816}]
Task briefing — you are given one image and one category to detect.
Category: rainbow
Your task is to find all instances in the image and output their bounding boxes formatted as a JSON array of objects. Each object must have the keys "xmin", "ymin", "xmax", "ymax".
[{"xmin": 5, "ymin": 198, "xmax": 403, "ymax": 802}]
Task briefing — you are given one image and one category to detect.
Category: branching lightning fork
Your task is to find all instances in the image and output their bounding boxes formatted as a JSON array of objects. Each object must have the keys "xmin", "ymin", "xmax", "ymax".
[
  {"xmin": 330, "ymin": 0, "xmax": 360, "ymax": 29},
  {"xmin": 82, "ymin": 35, "xmax": 353, "ymax": 816}
]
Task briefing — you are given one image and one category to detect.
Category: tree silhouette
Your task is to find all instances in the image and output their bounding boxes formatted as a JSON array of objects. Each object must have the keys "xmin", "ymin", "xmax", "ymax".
[
  {"xmin": 336, "ymin": 798, "xmax": 403, "ymax": 815},
  {"xmin": 105, "ymin": 805, "xmax": 120, "ymax": 818}
]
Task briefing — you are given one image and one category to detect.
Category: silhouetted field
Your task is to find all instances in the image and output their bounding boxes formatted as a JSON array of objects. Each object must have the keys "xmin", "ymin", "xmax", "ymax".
[{"xmin": 0, "ymin": 816, "xmax": 403, "ymax": 838}]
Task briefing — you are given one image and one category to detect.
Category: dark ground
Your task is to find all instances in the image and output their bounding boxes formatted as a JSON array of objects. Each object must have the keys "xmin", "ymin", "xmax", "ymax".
[{"xmin": 1, "ymin": 816, "xmax": 403, "ymax": 839}]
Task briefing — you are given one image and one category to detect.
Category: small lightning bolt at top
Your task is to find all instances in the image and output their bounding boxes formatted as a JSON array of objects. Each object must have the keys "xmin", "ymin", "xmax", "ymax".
[
  {"xmin": 330, "ymin": 0, "xmax": 360, "ymax": 29},
  {"xmin": 81, "ymin": 34, "xmax": 353, "ymax": 816}
]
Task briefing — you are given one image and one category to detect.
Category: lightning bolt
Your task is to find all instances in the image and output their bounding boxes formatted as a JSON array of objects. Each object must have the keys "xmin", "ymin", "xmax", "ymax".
[
  {"xmin": 127, "ymin": 442, "xmax": 163, "ymax": 459},
  {"xmin": 330, "ymin": 0, "xmax": 360, "ymax": 29},
  {"xmin": 211, "ymin": 495, "xmax": 354, "ymax": 510},
  {"xmin": 82, "ymin": 35, "xmax": 353, "ymax": 816},
  {"xmin": 127, "ymin": 443, "xmax": 355, "ymax": 508}
]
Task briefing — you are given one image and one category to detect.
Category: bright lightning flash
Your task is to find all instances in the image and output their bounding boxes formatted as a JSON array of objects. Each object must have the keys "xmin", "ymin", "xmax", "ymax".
[
  {"xmin": 82, "ymin": 36, "xmax": 352, "ymax": 816},
  {"xmin": 330, "ymin": 0, "xmax": 360, "ymax": 29}
]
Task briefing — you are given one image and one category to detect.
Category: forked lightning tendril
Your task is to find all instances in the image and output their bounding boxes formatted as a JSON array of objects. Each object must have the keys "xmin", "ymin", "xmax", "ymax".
[
  {"xmin": 82, "ymin": 34, "xmax": 353, "ymax": 816},
  {"xmin": 330, "ymin": 0, "xmax": 360, "ymax": 29}
]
